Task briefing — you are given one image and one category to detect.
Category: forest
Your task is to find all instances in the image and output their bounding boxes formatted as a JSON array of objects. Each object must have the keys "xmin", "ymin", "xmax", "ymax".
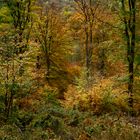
[{"xmin": 0, "ymin": 0, "xmax": 140, "ymax": 139}]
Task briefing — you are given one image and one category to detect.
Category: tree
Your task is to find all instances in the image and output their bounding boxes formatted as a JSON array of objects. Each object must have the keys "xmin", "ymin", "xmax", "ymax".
[
  {"xmin": 34, "ymin": 1, "xmax": 73, "ymax": 96},
  {"xmin": 73, "ymin": 0, "xmax": 105, "ymax": 86},
  {"xmin": 121, "ymin": 0, "xmax": 136, "ymax": 111},
  {"xmin": 0, "ymin": 0, "xmax": 34, "ymax": 119}
]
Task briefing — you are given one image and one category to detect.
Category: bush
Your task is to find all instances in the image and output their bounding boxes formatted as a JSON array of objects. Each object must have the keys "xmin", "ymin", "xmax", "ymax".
[{"xmin": 64, "ymin": 78, "xmax": 131, "ymax": 114}]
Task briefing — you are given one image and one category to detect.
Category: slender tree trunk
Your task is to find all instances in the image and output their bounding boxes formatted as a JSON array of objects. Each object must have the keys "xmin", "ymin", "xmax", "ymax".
[
  {"xmin": 4, "ymin": 62, "xmax": 9, "ymax": 118},
  {"xmin": 89, "ymin": 24, "xmax": 93, "ymax": 77},
  {"xmin": 46, "ymin": 36, "xmax": 52, "ymax": 79},
  {"xmin": 46, "ymin": 54, "xmax": 50, "ymax": 78},
  {"xmin": 128, "ymin": 0, "xmax": 136, "ymax": 109},
  {"xmin": 85, "ymin": 28, "xmax": 90, "ymax": 84}
]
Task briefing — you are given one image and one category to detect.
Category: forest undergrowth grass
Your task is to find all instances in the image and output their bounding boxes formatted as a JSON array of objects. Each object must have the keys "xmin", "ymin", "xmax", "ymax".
[{"xmin": 0, "ymin": 79, "xmax": 140, "ymax": 140}]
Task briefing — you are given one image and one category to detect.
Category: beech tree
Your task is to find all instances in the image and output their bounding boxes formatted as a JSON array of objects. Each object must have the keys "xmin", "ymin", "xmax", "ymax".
[
  {"xmin": 120, "ymin": 0, "xmax": 136, "ymax": 111},
  {"xmin": 0, "ymin": 0, "xmax": 34, "ymax": 119},
  {"xmin": 34, "ymin": 1, "xmax": 73, "ymax": 96},
  {"xmin": 73, "ymin": 0, "xmax": 101, "ymax": 85}
]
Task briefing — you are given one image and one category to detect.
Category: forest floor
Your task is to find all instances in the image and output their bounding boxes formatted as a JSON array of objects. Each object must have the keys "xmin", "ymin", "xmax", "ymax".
[{"xmin": 0, "ymin": 80, "xmax": 140, "ymax": 140}]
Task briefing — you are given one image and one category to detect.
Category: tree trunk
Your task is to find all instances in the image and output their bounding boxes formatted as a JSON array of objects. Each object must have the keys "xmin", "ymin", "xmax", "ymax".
[
  {"xmin": 85, "ymin": 28, "xmax": 90, "ymax": 85},
  {"xmin": 128, "ymin": 0, "xmax": 136, "ymax": 110}
]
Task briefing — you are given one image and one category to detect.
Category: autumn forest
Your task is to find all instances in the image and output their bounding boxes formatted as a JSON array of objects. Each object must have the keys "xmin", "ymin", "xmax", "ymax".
[{"xmin": 0, "ymin": 0, "xmax": 140, "ymax": 139}]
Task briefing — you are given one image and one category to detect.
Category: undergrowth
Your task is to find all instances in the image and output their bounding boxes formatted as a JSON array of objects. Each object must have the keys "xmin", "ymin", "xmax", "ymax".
[{"xmin": 0, "ymin": 79, "xmax": 140, "ymax": 140}]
